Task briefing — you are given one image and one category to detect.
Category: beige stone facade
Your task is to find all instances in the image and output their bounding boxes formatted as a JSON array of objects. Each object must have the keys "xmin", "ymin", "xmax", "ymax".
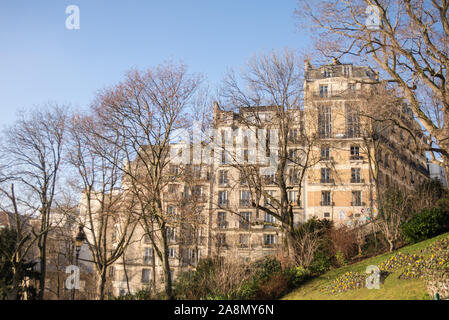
[{"xmin": 98, "ymin": 61, "xmax": 430, "ymax": 297}]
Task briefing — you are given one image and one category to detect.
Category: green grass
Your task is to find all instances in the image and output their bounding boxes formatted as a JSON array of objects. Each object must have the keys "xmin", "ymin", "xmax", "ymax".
[{"xmin": 282, "ymin": 232, "xmax": 449, "ymax": 300}]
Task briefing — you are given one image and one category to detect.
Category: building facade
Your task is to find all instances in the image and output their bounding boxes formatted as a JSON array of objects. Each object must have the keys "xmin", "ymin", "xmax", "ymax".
[{"xmin": 98, "ymin": 61, "xmax": 430, "ymax": 297}]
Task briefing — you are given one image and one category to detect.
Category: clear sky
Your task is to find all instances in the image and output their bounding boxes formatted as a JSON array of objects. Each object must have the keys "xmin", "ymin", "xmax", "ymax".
[{"xmin": 0, "ymin": 1, "xmax": 310, "ymax": 128}]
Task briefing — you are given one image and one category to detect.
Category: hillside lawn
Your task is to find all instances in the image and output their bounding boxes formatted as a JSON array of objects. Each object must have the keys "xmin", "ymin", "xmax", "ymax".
[{"xmin": 282, "ymin": 232, "xmax": 449, "ymax": 300}]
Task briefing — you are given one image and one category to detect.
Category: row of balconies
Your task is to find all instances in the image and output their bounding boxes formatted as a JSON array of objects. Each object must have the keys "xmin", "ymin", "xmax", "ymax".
[
  {"xmin": 320, "ymin": 201, "xmax": 366, "ymax": 207},
  {"xmin": 319, "ymin": 178, "xmax": 366, "ymax": 184}
]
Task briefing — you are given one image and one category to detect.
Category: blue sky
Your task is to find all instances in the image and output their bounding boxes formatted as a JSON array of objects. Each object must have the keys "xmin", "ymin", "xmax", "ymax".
[{"xmin": 0, "ymin": 1, "xmax": 310, "ymax": 128}]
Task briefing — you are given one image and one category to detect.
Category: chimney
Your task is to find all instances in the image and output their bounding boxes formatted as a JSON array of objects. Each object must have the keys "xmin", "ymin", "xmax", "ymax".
[{"xmin": 304, "ymin": 60, "xmax": 312, "ymax": 71}]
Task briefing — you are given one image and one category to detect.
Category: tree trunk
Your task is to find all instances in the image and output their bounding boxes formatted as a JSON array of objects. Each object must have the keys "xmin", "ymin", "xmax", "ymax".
[
  {"xmin": 97, "ymin": 267, "xmax": 107, "ymax": 300},
  {"xmin": 38, "ymin": 237, "xmax": 47, "ymax": 300},
  {"xmin": 388, "ymin": 239, "xmax": 395, "ymax": 252}
]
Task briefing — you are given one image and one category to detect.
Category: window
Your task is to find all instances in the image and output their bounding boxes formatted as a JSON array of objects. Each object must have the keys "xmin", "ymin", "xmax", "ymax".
[
  {"xmin": 289, "ymin": 168, "xmax": 299, "ymax": 184},
  {"xmin": 240, "ymin": 172, "xmax": 247, "ymax": 185},
  {"xmin": 264, "ymin": 173, "xmax": 276, "ymax": 185},
  {"xmin": 318, "ymin": 105, "xmax": 332, "ymax": 138},
  {"xmin": 384, "ymin": 153, "xmax": 390, "ymax": 168},
  {"xmin": 289, "ymin": 129, "xmax": 298, "ymax": 142},
  {"xmin": 264, "ymin": 212, "xmax": 275, "ymax": 223},
  {"xmin": 218, "ymin": 170, "xmax": 228, "ymax": 184},
  {"xmin": 351, "ymin": 168, "xmax": 361, "ymax": 183},
  {"xmin": 168, "ymin": 184, "xmax": 177, "ymax": 193},
  {"xmin": 321, "ymin": 191, "xmax": 331, "ymax": 206},
  {"xmin": 352, "ymin": 191, "xmax": 362, "ymax": 206},
  {"xmin": 218, "ymin": 191, "xmax": 228, "ymax": 206},
  {"xmin": 264, "ymin": 191, "xmax": 275, "ymax": 206},
  {"xmin": 141, "ymin": 269, "xmax": 150, "ymax": 283},
  {"xmin": 192, "ymin": 165, "xmax": 201, "ymax": 178},
  {"xmin": 240, "ymin": 190, "xmax": 251, "ymax": 207},
  {"xmin": 320, "ymin": 146, "xmax": 330, "ymax": 160},
  {"xmin": 168, "ymin": 247, "xmax": 175, "ymax": 258},
  {"xmin": 239, "ymin": 234, "xmax": 249, "ymax": 248},
  {"xmin": 344, "ymin": 66, "xmax": 351, "ymax": 77},
  {"xmin": 166, "ymin": 227, "xmax": 176, "ymax": 242},
  {"xmin": 217, "ymin": 233, "xmax": 226, "ymax": 247},
  {"xmin": 288, "ymin": 149, "xmax": 297, "ymax": 162},
  {"xmin": 217, "ymin": 212, "xmax": 227, "ymax": 229},
  {"xmin": 321, "ymin": 168, "xmax": 331, "ymax": 183},
  {"xmin": 192, "ymin": 185, "xmax": 202, "ymax": 196},
  {"xmin": 169, "ymin": 165, "xmax": 179, "ymax": 176},
  {"xmin": 264, "ymin": 234, "xmax": 275, "ymax": 245},
  {"xmin": 323, "ymin": 69, "xmax": 333, "ymax": 78},
  {"xmin": 220, "ymin": 150, "xmax": 226, "ymax": 164},
  {"xmin": 288, "ymin": 190, "xmax": 297, "ymax": 203},
  {"xmin": 324, "ymin": 212, "xmax": 330, "ymax": 218},
  {"xmin": 188, "ymin": 248, "xmax": 196, "ymax": 261},
  {"xmin": 109, "ymin": 266, "xmax": 115, "ymax": 278},
  {"xmin": 143, "ymin": 247, "xmax": 153, "ymax": 264},
  {"xmin": 239, "ymin": 212, "xmax": 251, "ymax": 229},
  {"xmin": 167, "ymin": 205, "xmax": 177, "ymax": 215},
  {"xmin": 346, "ymin": 104, "xmax": 360, "ymax": 138},
  {"xmin": 319, "ymin": 85, "xmax": 329, "ymax": 97},
  {"xmin": 350, "ymin": 146, "xmax": 360, "ymax": 160}
]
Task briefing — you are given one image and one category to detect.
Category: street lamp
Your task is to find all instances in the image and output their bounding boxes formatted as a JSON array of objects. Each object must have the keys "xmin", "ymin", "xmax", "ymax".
[
  {"xmin": 72, "ymin": 225, "xmax": 86, "ymax": 300},
  {"xmin": 75, "ymin": 225, "xmax": 86, "ymax": 255}
]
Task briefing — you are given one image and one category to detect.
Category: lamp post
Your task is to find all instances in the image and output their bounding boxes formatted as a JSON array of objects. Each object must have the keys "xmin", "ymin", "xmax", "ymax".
[{"xmin": 71, "ymin": 225, "xmax": 86, "ymax": 300}]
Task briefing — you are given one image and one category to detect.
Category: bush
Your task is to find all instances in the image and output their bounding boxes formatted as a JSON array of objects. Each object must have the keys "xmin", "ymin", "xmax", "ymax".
[
  {"xmin": 401, "ymin": 207, "xmax": 449, "ymax": 244},
  {"xmin": 283, "ymin": 265, "xmax": 311, "ymax": 287},
  {"xmin": 309, "ymin": 250, "xmax": 333, "ymax": 274},
  {"xmin": 255, "ymin": 272, "xmax": 290, "ymax": 299}
]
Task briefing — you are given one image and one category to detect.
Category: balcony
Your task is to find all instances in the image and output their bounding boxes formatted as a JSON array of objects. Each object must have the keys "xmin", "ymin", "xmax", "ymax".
[
  {"xmin": 350, "ymin": 178, "xmax": 365, "ymax": 184},
  {"xmin": 320, "ymin": 178, "xmax": 335, "ymax": 184},
  {"xmin": 310, "ymin": 89, "xmax": 362, "ymax": 99},
  {"xmin": 218, "ymin": 200, "xmax": 229, "ymax": 208},
  {"xmin": 238, "ymin": 242, "xmax": 250, "ymax": 249},
  {"xmin": 351, "ymin": 202, "xmax": 366, "ymax": 207},
  {"xmin": 239, "ymin": 221, "xmax": 250, "ymax": 230},
  {"xmin": 350, "ymin": 155, "xmax": 364, "ymax": 161},
  {"xmin": 320, "ymin": 201, "xmax": 335, "ymax": 206},
  {"xmin": 239, "ymin": 199, "xmax": 252, "ymax": 208},
  {"xmin": 320, "ymin": 156, "xmax": 334, "ymax": 162},
  {"xmin": 217, "ymin": 221, "xmax": 228, "ymax": 229},
  {"xmin": 183, "ymin": 193, "xmax": 208, "ymax": 203}
]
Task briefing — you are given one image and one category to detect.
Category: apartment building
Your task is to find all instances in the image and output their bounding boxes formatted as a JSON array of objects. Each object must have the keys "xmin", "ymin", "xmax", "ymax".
[
  {"xmin": 303, "ymin": 59, "xmax": 429, "ymax": 225},
  {"xmin": 102, "ymin": 60, "xmax": 430, "ymax": 297}
]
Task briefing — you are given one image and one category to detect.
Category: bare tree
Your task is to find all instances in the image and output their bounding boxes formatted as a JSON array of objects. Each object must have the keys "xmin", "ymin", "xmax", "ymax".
[
  {"xmin": 296, "ymin": 0, "xmax": 449, "ymax": 184},
  {"xmin": 377, "ymin": 186, "xmax": 411, "ymax": 251},
  {"xmin": 67, "ymin": 114, "xmax": 138, "ymax": 300},
  {"xmin": 0, "ymin": 184, "xmax": 42, "ymax": 299},
  {"xmin": 92, "ymin": 62, "xmax": 203, "ymax": 299},
  {"xmin": 1, "ymin": 104, "xmax": 68, "ymax": 299}
]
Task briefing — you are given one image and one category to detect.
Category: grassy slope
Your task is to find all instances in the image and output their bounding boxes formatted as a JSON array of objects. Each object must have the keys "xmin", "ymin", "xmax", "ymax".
[{"xmin": 283, "ymin": 232, "xmax": 449, "ymax": 300}]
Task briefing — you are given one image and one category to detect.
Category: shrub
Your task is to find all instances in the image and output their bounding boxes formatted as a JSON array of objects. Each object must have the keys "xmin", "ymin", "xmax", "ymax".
[
  {"xmin": 330, "ymin": 225, "xmax": 358, "ymax": 262},
  {"xmin": 255, "ymin": 272, "xmax": 290, "ymax": 299},
  {"xmin": 283, "ymin": 265, "xmax": 311, "ymax": 288},
  {"xmin": 173, "ymin": 258, "xmax": 256, "ymax": 300},
  {"xmin": 401, "ymin": 208, "xmax": 449, "ymax": 244},
  {"xmin": 309, "ymin": 250, "xmax": 333, "ymax": 274}
]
